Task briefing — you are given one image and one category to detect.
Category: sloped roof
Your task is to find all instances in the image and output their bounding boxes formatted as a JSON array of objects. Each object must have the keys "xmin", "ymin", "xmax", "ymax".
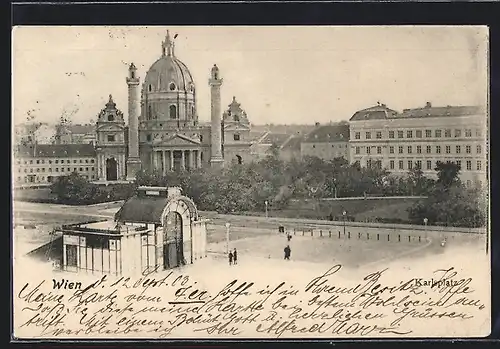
[
  {"xmin": 248, "ymin": 131, "xmax": 268, "ymax": 142},
  {"xmin": 16, "ymin": 143, "xmax": 96, "ymax": 158},
  {"xmin": 260, "ymin": 133, "xmax": 290, "ymax": 146},
  {"xmin": 303, "ymin": 124, "xmax": 350, "ymax": 143},
  {"xmin": 114, "ymin": 195, "xmax": 169, "ymax": 224},
  {"xmin": 350, "ymin": 104, "xmax": 482, "ymax": 121},
  {"xmin": 401, "ymin": 105, "xmax": 482, "ymax": 118},
  {"xmin": 67, "ymin": 124, "xmax": 95, "ymax": 135},
  {"xmin": 114, "ymin": 193, "xmax": 199, "ymax": 224},
  {"xmin": 281, "ymin": 135, "xmax": 303, "ymax": 151},
  {"xmin": 349, "ymin": 105, "xmax": 400, "ymax": 121}
]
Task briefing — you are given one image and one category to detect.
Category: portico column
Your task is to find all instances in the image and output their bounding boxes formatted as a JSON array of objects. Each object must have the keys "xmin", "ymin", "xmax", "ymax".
[
  {"xmin": 121, "ymin": 154, "xmax": 126, "ymax": 180},
  {"xmin": 197, "ymin": 150, "xmax": 202, "ymax": 168},
  {"xmin": 170, "ymin": 150, "xmax": 174, "ymax": 170},
  {"xmin": 181, "ymin": 150, "xmax": 186, "ymax": 170},
  {"xmin": 153, "ymin": 151, "xmax": 158, "ymax": 171},
  {"xmin": 100, "ymin": 155, "xmax": 105, "ymax": 180},
  {"xmin": 162, "ymin": 150, "xmax": 167, "ymax": 175}
]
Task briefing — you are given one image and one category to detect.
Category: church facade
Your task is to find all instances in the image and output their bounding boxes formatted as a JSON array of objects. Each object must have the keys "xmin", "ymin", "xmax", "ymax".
[{"xmin": 95, "ymin": 31, "xmax": 253, "ymax": 181}]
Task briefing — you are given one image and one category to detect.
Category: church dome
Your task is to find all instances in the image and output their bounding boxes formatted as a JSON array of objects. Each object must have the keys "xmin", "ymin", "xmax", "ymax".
[{"xmin": 143, "ymin": 31, "xmax": 195, "ymax": 93}]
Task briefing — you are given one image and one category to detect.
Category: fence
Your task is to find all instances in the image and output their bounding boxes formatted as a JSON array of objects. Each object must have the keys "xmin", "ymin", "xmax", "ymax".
[{"xmin": 283, "ymin": 227, "xmax": 431, "ymax": 244}]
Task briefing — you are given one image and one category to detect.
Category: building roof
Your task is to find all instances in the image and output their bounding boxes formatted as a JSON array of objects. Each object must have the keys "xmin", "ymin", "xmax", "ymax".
[
  {"xmin": 114, "ymin": 195, "xmax": 170, "ymax": 224},
  {"xmin": 143, "ymin": 32, "xmax": 194, "ymax": 93},
  {"xmin": 349, "ymin": 104, "xmax": 400, "ymax": 121},
  {"xmin": 260, "ymin": 133, "xmax": 290, "ymax": 146},
  {"xmin": 281, "ymin": 135, "xmax": 303, "ymax": 151},
  {"xmin": 350, "ymin": 103, "xmax": 483, "ymax": 121},
  {"xmin": 400, "ymin": 105, "xmax": 482, "ymax": 118},
  {"xmin": 68, "ymin": 124, "xmax": 95, "ymax": 135},
  {"xmin": 248, "ymin": 131, "xmax": 268, "ymax": 142},
  {"xmin": 16, "ymin": 143, "xmax": 96, "ymax": 158},
  {"xmin": 303, "ymin": 124, "xmax": 350, "ymax": 143},
  {"xmin": 114, "ymin": 190, "xmax": 199, "ymax": 224}
]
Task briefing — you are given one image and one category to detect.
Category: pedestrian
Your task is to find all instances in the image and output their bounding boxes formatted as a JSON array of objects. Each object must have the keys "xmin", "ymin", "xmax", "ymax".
[
  {"xmin": 233, "ymin": 248, "xmax": 238, "ymax": 265},
  {"xmin": 284, "ymin": 245, "xmax": 291, "ymax": 260},
  {"xmin": 228, "ymin": 251, "xmax": 233, "ymax": 265}
]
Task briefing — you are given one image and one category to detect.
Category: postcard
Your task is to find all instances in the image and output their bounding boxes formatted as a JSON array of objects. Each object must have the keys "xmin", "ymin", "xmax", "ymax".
[{"xmin": 11, "ymin": 25, "xmax": 490, "ymax": 339}]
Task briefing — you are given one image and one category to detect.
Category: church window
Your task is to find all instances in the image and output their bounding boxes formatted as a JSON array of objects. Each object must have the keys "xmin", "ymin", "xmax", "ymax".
[
  {"xmin": 200, "ymin": 135, "xmax": 203, "ymax": 142},
  {"xmin": 146, "ymin": 134, "xmax": 152, "ymax": 142},
  {"xmin": 148, "ymin": 84, "xmax": 152, "ymax": 92},
  {"xmin": 234, "ymin": 114, "xmax": 240, "ymax": 122},
  {"xmin": 192, "ymin": 106, "xmax": 195, "ymax": 117},
  {"xmin": 169, "ymin": 105, "xmax": 177, "ymax": 119},
  {"xmin": 148, "ymin": 106, "xmax": 153, "ymax": 120},
  {"xmin": 91, "ymin": 159, "xmax": 95, "ymax": 163},
  {"xmin": 108, "ymin": 114, "xmax": 114, "ymax": 121},
  {"xmin": 169, "ymin": 83, "xmax": 176, "ymax": 91},
  {"xmin": 107, "ymin": 135, "xmax": 115, "ymax": 142},
  {"xmin": 234, "ymin": 134, "xmax": 240, "ymax": 141}
]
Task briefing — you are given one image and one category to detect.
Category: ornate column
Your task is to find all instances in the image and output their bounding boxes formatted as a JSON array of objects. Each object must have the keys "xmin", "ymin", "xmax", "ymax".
[
  {"xmin": 170, "ymin": 150, "xmax": 174, "ymax": 171},
  {"xmin": 126, "ymin": 63, "xmax": 142, "ymax": 180},
  {"xmin": 209, "ymin": 64, "xmax": 224, "ymax": 168},
  {"xmin": 197, "ymin": 150, "xmax": 202, "ymax": 168}
]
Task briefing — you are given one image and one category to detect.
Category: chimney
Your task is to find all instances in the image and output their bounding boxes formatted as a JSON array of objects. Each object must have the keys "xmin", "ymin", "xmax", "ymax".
[{"xmin": 425, "ymin": 102, "xmax": 432, "ymax": 108}]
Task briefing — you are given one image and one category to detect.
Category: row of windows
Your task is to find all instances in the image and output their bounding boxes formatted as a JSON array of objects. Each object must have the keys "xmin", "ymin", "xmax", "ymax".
[
  {"xmin": 386, "ymin": 159, "xmax": 483, "ymax": 171},
  {"xmin": 17, "ymin": 174, "xmax": 96, "ymax": 183},
  {"xmin": 355, "ymin": 128, "xmax": 482, "ymax": 140},
  {"xmin": 355, "ymin": 144, "xmax": 482, "ymax": 155},
  {"xmin": 146, "ymin": 105, "xmax": 196, "ymax": 121},
  {"xmin": 18, "ymin": 159, "xmax": 95, "ymax": 165},
  {"xmin": 309, "ymin": 144, "xmax": 348, "ymax": 149},
  {"xmin": 19, "ymin": 167, "xmax": 95, "ymax": 173}
]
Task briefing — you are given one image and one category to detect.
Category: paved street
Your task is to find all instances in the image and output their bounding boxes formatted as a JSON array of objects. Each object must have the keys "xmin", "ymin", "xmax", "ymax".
[{"xmin": 13, "ymin": 200, "xmax": 487, "ymax": 269}]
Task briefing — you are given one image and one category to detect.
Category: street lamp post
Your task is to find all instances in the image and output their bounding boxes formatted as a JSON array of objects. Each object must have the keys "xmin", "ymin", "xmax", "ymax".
[
  {"xmin": 225, "ymin": 222, "xmax": 230, "ymax": 254},
  {"xmin": 343, "ymin": 210, "xmax": 347, "ymax": 236},
  {"xmin": 334, "ymin": 179, "xmax": 337, "ymax": 199},
  {"xmin": 265, "ymin": 201, "xmax": 268, "ymax": 218},
  {"xmin": 423, "ymin": 217, "xmax": 428, "ymax": 240}
]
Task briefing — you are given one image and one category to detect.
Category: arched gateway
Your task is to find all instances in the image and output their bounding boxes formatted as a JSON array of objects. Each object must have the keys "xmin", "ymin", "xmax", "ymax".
[{"xmin": 58, "ymin": 186, "xmax": 207, "ymax": 275}]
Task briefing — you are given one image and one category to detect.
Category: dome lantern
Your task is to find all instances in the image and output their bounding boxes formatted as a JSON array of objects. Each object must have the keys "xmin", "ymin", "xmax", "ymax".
[{"xmin": 162, "ymin": 30, "xmax": 175, "ymax": 57}]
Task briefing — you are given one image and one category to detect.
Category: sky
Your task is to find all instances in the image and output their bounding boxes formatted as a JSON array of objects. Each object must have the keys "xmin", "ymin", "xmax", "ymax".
[{"xmin": 12, "ymin": 26, "xmax": 488, "ymax": 126}]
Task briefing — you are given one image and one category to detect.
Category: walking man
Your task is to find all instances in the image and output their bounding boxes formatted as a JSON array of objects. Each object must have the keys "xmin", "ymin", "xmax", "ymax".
[
  {"xmin": 284, "ymin": 245, "xmax": 291, "ymax": 260},
  {"xmin": 233, "ymin": 248, "xmax": 238, "ymax": 265},
  {"xmin": 228, "ymin": 250, "xmax": 233, "ymax": 265}
]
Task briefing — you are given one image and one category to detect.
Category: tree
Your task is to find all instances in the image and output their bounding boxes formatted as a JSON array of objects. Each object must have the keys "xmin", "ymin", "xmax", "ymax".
[
  {"xmin": 435, "ymin": 161, "xmax": 461, "ymax": 189},
  {"xmin": 50, "ymin": 172, "xmax": 100, "ymax": 204}
]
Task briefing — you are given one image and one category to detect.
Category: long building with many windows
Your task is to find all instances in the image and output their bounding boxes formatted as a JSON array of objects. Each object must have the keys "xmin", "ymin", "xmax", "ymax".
[
  {"xmin": 348, "ymin": 102, "xmax": 487, "ymax": 188},
  {"xmin": 13, "ymin": 144, "xmax": 97, "ymax": 184}
]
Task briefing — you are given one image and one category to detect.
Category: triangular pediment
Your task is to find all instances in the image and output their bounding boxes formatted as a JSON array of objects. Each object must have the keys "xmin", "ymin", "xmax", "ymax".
[{"xmin": 162, "ymin": 133, "xmax": 201, "ymax": 146}]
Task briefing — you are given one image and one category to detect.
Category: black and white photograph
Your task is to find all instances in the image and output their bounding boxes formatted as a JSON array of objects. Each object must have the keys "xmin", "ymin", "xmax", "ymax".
[{"xmin": 12, "ymin": 26, "xmax": 490, "ymax": 339}]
